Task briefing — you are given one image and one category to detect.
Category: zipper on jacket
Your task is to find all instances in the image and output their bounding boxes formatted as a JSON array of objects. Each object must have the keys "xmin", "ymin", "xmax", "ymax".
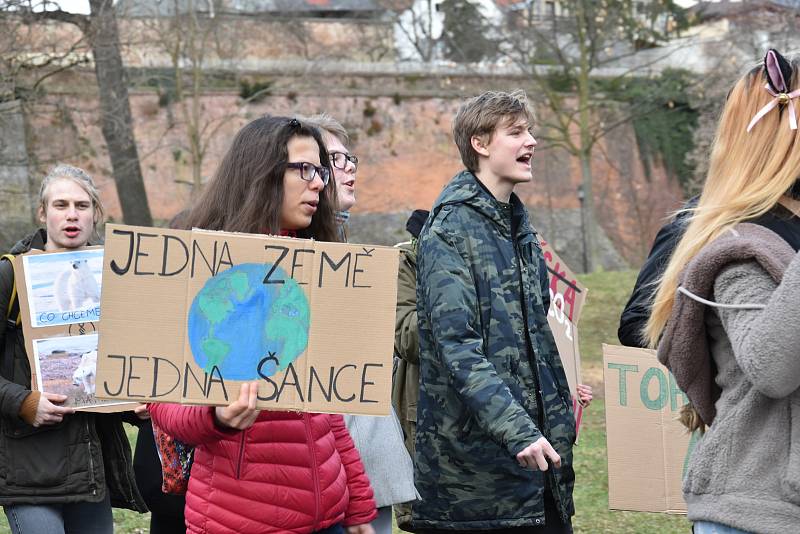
[
  {"xmin": 515, "ymin": 243, "xmax": 569, "ymax": 523},
  {"xmin": 304, "ymin": 413, "xmax": 321, "ymax": 531},
  {"xmin": 86, "ymin": 419, "xmax": 97, "ymax": 495},
  {"xmin": 235, "ymin": 429, "xmax": 247, "ymax": 479}
]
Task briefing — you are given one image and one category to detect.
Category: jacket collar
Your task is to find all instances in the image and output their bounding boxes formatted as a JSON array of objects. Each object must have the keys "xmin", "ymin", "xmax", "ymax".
[
  {"xmin": 9, "ymin": 228, "xmax": 98, "ymax": 255},
  {"xmin": 10, "ymin": 228, "xmax": 47, "ymax": 254},
  {"xmin": 432, "ymin": 170, "xmax": 536, "ymax": 241},
  {"xmin": 657, "ymin": 222, "xmax": 795, "ymax": 426}
]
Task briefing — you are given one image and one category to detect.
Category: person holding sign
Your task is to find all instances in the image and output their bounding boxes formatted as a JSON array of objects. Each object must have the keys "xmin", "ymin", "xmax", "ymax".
[
  {"xmin": 0, "ymin": 165, "xmax": 146, "ymax": 533},
  {"xmin": 413, "ymin": 91, "xmax": 576, "ymax": 533},
  {"xmin": 647, "ymin": 49, "xmax": 800, "ymax": 534},
  {"xmin": 148, "ymin": 116, "xmax": 377, "ymax": 534},
  {"xmin": 300, "ymin": 114, "xmax": 358, "ymax": 241},
  {"xmin": 302, "ymin": 113, "xmax": 417, "ymax": 534}
]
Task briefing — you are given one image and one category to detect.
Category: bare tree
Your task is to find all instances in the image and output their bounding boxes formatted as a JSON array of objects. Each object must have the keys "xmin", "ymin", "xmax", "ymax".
[
  {"xmin": 496, "ymin": 0, "xmax": 688, "ymax": 270},
  {"xmin": 687, "ymin": 3, "xmax": 800, "ymax": 194},
  {"xmin": 382, "ymin": 0, "xmax": 440, "ymax": 62},
  {"xmin": 129, "ymin": 0, "xmax": 278, "ymax": 197},
  {"xmin": 0, "ymin": 7, "xmax": 89, "ymax": 99},
  {"xmin": 0, "ymin": 0, "xmax": 153, "ymax": 226}
]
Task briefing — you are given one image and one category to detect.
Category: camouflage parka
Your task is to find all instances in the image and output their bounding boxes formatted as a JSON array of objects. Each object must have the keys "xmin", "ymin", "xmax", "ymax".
[{"xmin": 412, "ymin": 171, "xmax": 576, "ymax": 530}]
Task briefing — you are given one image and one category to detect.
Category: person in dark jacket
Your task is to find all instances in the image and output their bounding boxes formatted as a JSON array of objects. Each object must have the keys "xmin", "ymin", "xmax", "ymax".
[
  {"xmin": 617, "ymin": 198, "xmax": 697, "ymax": 347},
  {"xmin": 391, "ymin": 209, "xmax": 427, "ymax": 532},
  {"xmin": 413, "ymin": 91, "xmax": 575, "ymax": 533},
  {"xmin": 0, "ymin": 164, "xmax": 146, "ymax": 534}
]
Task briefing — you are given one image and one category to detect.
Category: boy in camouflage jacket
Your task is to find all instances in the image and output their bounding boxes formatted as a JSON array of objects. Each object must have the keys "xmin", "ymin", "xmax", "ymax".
[{"xmin": 413, "ymin": 91, "xmax": 576, "ymax": 532}]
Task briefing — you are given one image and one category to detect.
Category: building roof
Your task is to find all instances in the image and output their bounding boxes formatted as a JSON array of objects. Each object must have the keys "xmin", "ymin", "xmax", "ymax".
[{"xmin": 687, "ymin": 0, "xmax": 800, "ymax": 22}]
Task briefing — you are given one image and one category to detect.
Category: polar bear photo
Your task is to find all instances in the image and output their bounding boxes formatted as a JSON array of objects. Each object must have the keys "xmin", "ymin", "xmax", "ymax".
[
  {"xmin": 34, "ymin": 334, "xmax": 106, "ymax": 408},
  {"xmin": 54, "ymin": 259, "xmax": 100, "ymax": 311},
  {"xmin": 72, "ymin": 349, "xmax": 97, "ymax": 396}
]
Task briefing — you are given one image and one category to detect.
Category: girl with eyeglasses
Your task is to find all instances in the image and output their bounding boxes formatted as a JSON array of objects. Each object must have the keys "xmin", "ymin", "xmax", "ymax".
[{"xmin": 148, "ymin": 116, "xmax": 377, "ymax": 534}]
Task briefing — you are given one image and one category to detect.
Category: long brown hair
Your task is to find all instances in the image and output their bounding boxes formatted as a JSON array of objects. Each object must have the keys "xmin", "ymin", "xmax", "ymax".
[{"xmin": 186, "ymin": 116, "xmax": 340, "ymax": 242}]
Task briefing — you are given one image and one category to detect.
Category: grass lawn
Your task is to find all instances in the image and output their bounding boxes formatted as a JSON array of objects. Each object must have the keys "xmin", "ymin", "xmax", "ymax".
[{"xmin": 0, "ymin": 270, "xmax": 691, "ymax": 533}]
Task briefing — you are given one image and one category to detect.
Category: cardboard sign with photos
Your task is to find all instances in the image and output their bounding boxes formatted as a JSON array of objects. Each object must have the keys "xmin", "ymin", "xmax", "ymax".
[
  {"xmin": 603, "ymin": 344, "xmax": 692, "ymax": 514},
  {"xmin": 12, "ymin": 248, "xmax": 137, "ymax": 412},
  {"xmin": 94, "ymin": 225, "xmax": 399, "ymax": 416}
]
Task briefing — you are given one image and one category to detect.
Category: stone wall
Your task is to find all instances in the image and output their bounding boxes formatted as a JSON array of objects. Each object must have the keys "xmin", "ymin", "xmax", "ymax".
[
  {"xmin": 9, "ymin": 68, "xmax": 686, "ymax": 271},
  {"xmin": 0, "ymin": 101, "xmax": 35, "ymax": 252}
]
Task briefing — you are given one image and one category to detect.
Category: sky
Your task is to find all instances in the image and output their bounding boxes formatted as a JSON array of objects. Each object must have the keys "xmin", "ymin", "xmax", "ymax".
[{"xmin": 52, "ymin": 0, "xmax": 88, "ymax": 13}]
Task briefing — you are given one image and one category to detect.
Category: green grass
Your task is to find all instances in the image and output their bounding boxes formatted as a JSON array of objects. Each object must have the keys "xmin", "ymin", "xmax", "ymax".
[
  {"xmin": 0, "ymin": 270, "xmax": 690, "ymax": 533},
  {"xmin": 571, "ymin": 270, "xmax": 689, "ymax": 533}
]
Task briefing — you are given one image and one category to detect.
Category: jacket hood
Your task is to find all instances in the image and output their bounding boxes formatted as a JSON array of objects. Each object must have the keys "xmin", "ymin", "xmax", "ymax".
[
  {"xmin": 10, "ymin": 229, "xmax": 47, "ymax": 255},
  {"xmin": 657, "ymin": 222, "xmax": 794, "ymax": 425},
  {"xmin": 432, "ymin": 170, "xmax": 534, "ymax": 240}
]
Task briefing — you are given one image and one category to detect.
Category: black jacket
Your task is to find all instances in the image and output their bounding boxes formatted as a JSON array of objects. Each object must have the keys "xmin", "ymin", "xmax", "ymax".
[
  {"xmin": 0, "ymin": 229, "xmax": 146, "ymax": 510},
  {"xmin": 618, "ymin": 199, "xmax": 696, "ymax": 348}
]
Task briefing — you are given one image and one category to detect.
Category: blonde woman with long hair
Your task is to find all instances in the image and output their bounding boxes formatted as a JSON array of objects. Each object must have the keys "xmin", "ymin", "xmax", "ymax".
[{"xmin": 647, "ymin": 49, "xmax": 800, "ymax": 534}]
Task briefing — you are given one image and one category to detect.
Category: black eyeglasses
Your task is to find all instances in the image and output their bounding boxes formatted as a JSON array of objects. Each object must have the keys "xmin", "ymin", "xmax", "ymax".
[
  {"xmin": 329, "ymin": 151, "xmax": 359, "ymax": 171},
  {"xmin": 286, "ymin": 162, "xmax": 330, "ymax": 186}
]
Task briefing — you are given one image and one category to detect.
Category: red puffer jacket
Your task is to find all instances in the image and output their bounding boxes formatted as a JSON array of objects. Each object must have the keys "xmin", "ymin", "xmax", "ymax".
[{"xmin": 149, "ymin": 404, "xmax": 377, "ymax": 534}]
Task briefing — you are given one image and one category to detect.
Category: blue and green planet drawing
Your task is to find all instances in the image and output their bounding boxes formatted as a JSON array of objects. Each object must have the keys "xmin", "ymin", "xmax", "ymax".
[{"xmin": 187, "ymin": 264, "xmax": 309, "ymax": 379}]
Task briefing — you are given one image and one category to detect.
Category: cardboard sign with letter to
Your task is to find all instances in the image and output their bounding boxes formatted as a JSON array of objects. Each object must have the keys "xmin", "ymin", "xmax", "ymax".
[
  {"xmin": 94, "ymin": 224, "xmax": 399, "ymax": 416},
  {"xmin": 541, "ymin": 239, "xmax": 588, "ymax": 431},
  {"xmin": 12, "ymin": 247, "xmax": 137, "ymax": 412},
  {"xmin": 603, "ymin": 343, "xmax": 694, "ymax": 514}
]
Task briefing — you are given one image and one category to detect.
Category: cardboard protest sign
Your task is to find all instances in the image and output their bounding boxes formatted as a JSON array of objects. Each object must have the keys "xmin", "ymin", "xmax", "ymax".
[
  {"xmin": 12, "ymin": 248, "xmax": 136, "ymax": 412},
  {"xmin": 603, "ymin": 344, "xmax": 694, "ymax": 514},
  {"xmin": 95, "ymin": 225, "xmax": 399, "ymax": 416},
  {"xmin": 541, "ymin": 239, "xmax": 587, "ymax": 325},
  {"xmin": 541, "ymin": 239, "xmax": 587, "ymax": 431}
]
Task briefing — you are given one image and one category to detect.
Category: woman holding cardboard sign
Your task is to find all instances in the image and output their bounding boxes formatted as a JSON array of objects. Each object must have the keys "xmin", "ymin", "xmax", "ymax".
[
  {"xmin": 648, "ymin": 50, "xmax": 800, "ymax": 534},
  {"xmin": 0, "ymin": 165, "xmax": 146, "ymax": 533},
  {"xmin": 148, "ymin": 116, "xmax": 377, "ymax": 534}
]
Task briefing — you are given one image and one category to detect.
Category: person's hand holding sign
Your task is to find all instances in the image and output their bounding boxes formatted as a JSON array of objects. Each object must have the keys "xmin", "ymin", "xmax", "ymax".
[
  {"xmin": 214, "ymin": 382, "xmax": 260, "ymax": 430},
  {"xmin": 577, "ymin": 384, "xmax": 593, "ymax": 408},
  {"xmin": 516, "ymin": 436, "xmax": 561, "ymax": 471},
  {"xmin": 31, "ymin": 392, "xmax": 74, "ymax": 427}
]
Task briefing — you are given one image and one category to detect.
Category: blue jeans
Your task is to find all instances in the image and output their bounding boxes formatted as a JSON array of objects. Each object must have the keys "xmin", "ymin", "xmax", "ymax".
[
  {"xmin": 3, "ymin": 493, "xmax": 112, "ymax": 534},
  {"xmin": 694, "ymin": 521, "xmax": 754, "ymax": 534},
  {"xmin": 314, "ymin": 525, "xmax": 345, "ymax": 534}
]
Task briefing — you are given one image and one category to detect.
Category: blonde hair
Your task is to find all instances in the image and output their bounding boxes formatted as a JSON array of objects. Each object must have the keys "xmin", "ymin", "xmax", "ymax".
[
  {"xmin": 646, "ymin": 59, "xmax": 800, "ymax": 432},
  {"xmin": 39, "ymin": 164, "xmax": 105, "ymax": 226},
  {"xmin": 646, "ymin": 59, "xmax": 800, "ymax": 349},
  {"xmin": 453, "ymin": 90, "xmax": 535, "ymax": 174},
  {"xmin": 298, "ymin": 113, "xmax": 350, "ymax": 147}
]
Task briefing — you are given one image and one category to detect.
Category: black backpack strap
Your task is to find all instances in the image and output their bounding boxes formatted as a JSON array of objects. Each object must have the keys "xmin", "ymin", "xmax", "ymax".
[{"xmin": 1, "ymin": 254, "xmax": 20, "ymax": 381}]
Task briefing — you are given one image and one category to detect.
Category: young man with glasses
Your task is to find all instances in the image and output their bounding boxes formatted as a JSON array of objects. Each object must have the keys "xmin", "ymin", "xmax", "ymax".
[
  {"xmin": 300, "ymin": 114, "xmax": 358, "ymax": 238},
  {"xmin": 413, "ymin": 91, "xmax": 576, "ymax": 533},
  {"xmin": 301, "ymin": 113, "xmax": 418, "ymax": 534}
]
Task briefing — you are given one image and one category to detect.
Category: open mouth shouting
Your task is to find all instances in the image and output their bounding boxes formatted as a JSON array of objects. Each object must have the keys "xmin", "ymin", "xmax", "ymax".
[
  {"xmin": 63, "ymin": 225, "xmax": 83, "ymax": 239},
  {"xmin": 516, "ymin": 153, "xmax": 533, "ymax": 168}
]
